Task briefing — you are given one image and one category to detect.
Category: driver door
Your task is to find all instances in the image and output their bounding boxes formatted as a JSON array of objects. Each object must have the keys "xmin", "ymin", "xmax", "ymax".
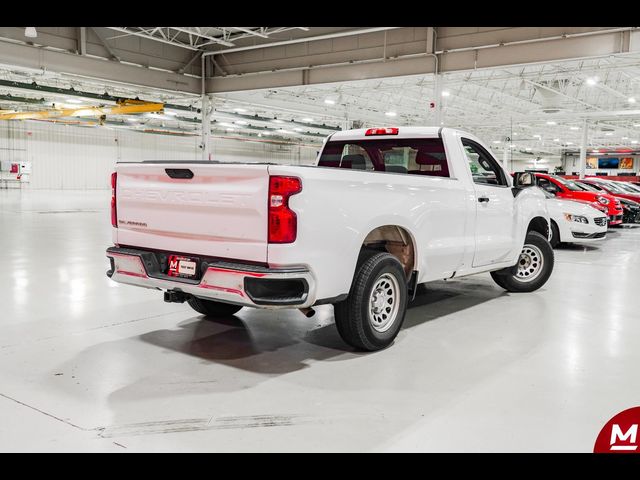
[{"xmin": 462, "ymin": 139, "xmax": 516, "ymax": 267}]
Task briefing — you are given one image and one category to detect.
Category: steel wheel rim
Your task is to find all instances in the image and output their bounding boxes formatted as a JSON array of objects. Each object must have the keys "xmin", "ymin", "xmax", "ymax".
[
  {"xmin": 368, "ymin": 273, "xmax": 401, "ymax": 333},
  {"xmin": 515, "ymin": 244, "xmax": 544, "ymax": 283}
]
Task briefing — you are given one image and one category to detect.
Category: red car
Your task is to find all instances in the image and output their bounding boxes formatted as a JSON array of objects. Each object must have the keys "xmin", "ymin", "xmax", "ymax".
[
  {"xmin": 534, "ymin": 173, "xmax": 623, "ymax": 225},
  {"xmin": 580, "ymin": 178, "xmax": 640, "ymax": 203}
]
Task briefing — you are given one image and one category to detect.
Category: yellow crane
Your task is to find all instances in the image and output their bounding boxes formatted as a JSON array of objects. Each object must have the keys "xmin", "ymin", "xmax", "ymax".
[{"xmin": 0, "ymin": 99, "xmax": 164, "ymax": 121}]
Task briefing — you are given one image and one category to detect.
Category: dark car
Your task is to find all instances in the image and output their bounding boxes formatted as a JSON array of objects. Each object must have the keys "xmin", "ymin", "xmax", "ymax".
[{"xmin": 618, "ymin": 197, "xmax": 640, "ymax": 224}]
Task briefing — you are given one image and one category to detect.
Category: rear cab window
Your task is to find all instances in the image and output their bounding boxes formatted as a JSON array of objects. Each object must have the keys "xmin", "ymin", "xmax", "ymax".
[{"xmin": 318, "ymin": 137, "xmax": 450, "ymax": 178}]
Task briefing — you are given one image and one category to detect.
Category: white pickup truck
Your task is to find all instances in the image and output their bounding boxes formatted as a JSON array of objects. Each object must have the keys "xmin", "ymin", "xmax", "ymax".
[{"xmin": 107, "ymin": 127, "xmax": 554, "ymax": 351}]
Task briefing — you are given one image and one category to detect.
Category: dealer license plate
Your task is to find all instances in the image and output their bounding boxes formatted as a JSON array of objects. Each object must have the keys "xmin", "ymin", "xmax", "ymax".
[{"xmin": 167, "ymin": 255, "xmax": 199, "ymax": 279}]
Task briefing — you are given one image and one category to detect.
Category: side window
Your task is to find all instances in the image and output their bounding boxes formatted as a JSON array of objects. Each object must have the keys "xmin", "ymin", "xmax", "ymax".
[
  {"xmin": 537, "ymin": 178, "xmax": 560, "ymax": 195},
  {"xmin": 462, "ymin": 139, "xmax": 507, "ymax": 186}
]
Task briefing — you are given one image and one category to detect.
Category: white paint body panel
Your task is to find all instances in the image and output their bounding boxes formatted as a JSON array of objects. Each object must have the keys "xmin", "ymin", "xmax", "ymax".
[
  {"xmin": 546, "ymin": 198, "xmax": 608, "ymax": 243},
  {"xmin": 115, "ymin": 163, "xmax": 270, "ymax": 263},
  {"xmin": 111, "ymin": 127, "xmax": 550, "ymax": 304}
]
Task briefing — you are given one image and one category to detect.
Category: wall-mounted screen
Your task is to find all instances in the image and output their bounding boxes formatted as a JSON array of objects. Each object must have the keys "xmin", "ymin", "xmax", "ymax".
[
  {"xmin": 586, "ymin": 157, "xmax": 598, "ymax": 169},
  {"xmin": 619, "ymin": 157, "xmax": 634, "ymax": 169},
  {"xmin": 598, "ymin": 157, "xmax": 620, "ymax": 169}
]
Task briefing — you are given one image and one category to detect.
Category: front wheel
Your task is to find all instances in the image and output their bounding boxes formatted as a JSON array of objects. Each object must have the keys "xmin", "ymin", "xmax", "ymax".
[
  {"xmin": 491, "ymin": 231, "xmax": 554, "ymax": 293},
  {"xmin": 334, "ymin": 251, "xmax": 408, "ymax": 351}
]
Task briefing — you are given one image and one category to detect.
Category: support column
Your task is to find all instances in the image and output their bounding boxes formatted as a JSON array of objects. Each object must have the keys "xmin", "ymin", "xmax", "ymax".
[
  {"xmin": 78, "ymin": 27, "xmax": 87, "ymax": 56},
  {"xmin": 433, "ymin": 74, "xmax": 443, "ymax": 126},
  {"xmin": 579, "ymin": 119, "xmax": 588, "ymax": 179},
  {"xmin": 502, "ymin": 145, "xmax": 509, "ymax": 172},
  {"xmin": 201, "ymin": 94, "xmax": 211, "ymax": 160}
]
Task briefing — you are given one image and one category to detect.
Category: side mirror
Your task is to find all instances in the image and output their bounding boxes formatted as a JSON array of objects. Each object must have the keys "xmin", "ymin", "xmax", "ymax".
[{"xmin": 514, "ymin": 172, "xmax": 535, "ymax": 188}]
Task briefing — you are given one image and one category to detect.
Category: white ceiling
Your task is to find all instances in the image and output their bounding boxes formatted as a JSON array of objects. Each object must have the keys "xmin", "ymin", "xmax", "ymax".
[{"xmin": 3, "ymin": 44, "xmax": 640, "ymax": 160}]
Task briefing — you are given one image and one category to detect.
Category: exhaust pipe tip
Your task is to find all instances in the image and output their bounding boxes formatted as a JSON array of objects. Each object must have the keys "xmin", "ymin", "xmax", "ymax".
[{"xmin": 299, "ymin": 307, "xmax": 316, "ymax": 318}]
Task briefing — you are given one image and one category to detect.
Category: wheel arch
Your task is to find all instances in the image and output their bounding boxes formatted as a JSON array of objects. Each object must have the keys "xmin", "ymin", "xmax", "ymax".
[
  {"xmin": 361, "ymin": 225, "xmax": 417, "ymax": 280},
  {"xmin": 527, "ymin": 216, "xmax": 550, "ymax": 239}
]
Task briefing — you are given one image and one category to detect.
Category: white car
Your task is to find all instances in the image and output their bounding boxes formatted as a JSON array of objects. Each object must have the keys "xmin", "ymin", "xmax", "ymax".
[
  {"xmin": 543, "ymin": 191, "xmax": 608, "ymax": 247},
  {"xmin": 107, "ymin": 127, "xmax": 553, "ymax": 351}
]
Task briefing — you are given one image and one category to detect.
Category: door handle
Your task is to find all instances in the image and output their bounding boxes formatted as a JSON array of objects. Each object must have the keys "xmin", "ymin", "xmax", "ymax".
[{"xmin": 478, "ymin": 196, "xmax": 490, "ymax": 203}]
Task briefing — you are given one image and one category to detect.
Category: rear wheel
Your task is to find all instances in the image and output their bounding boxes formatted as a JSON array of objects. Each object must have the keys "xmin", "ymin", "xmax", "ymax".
[
  {"xmin": 187, "ymin": 297, "xmax": 243, "ymax": 317},
  {"xmin": 334, "ymin": 251, "xmax": 408, "ymax": 351},
  {"xmin": 491, "ymin": 231, "xmax": 554, "ymax": 293}
]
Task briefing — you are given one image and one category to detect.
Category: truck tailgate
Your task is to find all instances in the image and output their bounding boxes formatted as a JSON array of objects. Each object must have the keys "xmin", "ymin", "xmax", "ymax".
[{"xmin": 114, "ymin": 163, "xmax": 269, "ymax": 263}]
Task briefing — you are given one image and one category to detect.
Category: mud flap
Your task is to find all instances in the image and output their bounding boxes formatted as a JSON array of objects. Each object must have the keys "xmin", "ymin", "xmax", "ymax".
[{"xmin": 408, "ymin": 270, "xmax": 419, "ymax": 301}]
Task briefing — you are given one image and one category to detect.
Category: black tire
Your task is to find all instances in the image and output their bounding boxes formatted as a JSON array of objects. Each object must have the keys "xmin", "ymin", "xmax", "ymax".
[
  {"xmin": 334, "ymin": 251, "xmax": 408, "ymax": 351},
  {"xmin": 549, "ymin": 220, "xmax": 560, "ymax": 248},
  {"xmin": 490, "ymin": 231, "xmax": 554, "ymax": 293},
  {"xmin": 187, "ymin": 297, "xmax": 243, "ymax": 317}
]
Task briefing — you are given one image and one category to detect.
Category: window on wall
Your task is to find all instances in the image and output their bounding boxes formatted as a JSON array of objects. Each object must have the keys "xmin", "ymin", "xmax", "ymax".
[
  {"xmin": 318, "ymin": 138, "xmax": 450, "ymax": 177},
  {"xmin": 461, "ymin": 139, "xmax": 507, "ymax": 186}
]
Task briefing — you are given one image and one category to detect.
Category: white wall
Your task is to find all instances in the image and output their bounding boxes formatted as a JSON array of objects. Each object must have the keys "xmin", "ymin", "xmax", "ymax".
[{"xmin": 0, "ymin": 121, "xmax": 319, "ymax": 190}]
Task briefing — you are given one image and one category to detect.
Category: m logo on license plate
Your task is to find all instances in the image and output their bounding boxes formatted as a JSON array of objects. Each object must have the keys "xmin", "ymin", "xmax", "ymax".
[{"xmin": 167, "ymin": 255, "xmax": 198, "ymax": 279}]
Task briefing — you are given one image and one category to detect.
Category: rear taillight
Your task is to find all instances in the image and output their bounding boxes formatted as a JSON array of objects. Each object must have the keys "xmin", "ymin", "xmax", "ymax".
[
  {"xmin": 268, "ymin": 176, "xmax": 302, "ymax": 244},
  {"xmin": 365, "ymin": 127, "xmax": 399, "ymax": 136},
  {"xmin": 111, "ymin": 172, "xmax": 117, "ymax": 228}
]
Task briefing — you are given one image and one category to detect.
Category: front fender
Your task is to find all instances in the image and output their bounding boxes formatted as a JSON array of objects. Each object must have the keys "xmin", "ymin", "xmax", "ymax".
[{"xmin": 510, "ymin": 187, "xmax": 550, "ymax": 261}]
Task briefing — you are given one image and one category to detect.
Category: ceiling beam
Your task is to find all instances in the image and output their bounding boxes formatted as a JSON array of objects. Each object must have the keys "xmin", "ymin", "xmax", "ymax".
[
  {"xmin": 0, "ymin": 40, "xmax": 202, "ymax": 94},
  {"xmin": 107, "ymin": 27, "xmax": 201, "ymax": 51},
  {"xmin": 91, "ymin": 27, "xmax": 121, "ymax": 62},
  {"xmin": 207, "ymin": 28, "xmax": 640, "ymax": 93}
]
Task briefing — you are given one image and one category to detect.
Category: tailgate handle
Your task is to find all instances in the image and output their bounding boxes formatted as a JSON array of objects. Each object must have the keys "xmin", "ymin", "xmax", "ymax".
[{"xmin": 165, "ymin": 168, "xmax": 194, "ymax": 179}]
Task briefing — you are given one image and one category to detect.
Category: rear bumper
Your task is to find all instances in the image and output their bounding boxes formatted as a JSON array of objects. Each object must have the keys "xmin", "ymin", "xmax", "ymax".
[{"xmin": 106, "ymin": 247, "xmax": 316, "ymax": 309}]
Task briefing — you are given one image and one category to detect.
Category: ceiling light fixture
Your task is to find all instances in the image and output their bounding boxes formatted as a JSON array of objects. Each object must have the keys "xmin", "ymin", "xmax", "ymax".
[
  {"xmin": 570, "ymin": 126, "xmax": 580, "ymax": 130},
  {"xmin": 24, "ymin": 27, "xmax": 37, "ymax": 38},
  {"xmin": 233, "ymin": 108, "xmax": 247, "ymax": 113},
  {"xmin": 629, "ymin": 98, "xmax": 637, "ymax": 104},
  {"xmin": 441, "ymin": 91, "xmax": 451, "ymax": 97},
  {"xmin": 586, "ymin": 77, "xmax": 599, "ymax": 86},
  {"xmin": 385, "ymin": 111, "xmax": 397, "ymax": 117},
  {"xmin": 301, "ymin": 117, "xmax": 314, "ymax": 123},
  {"xmin": 324, "ymin": 99, "xmax": 336, "ymax": 105},
  {"xmin": 546, "ymin": 121, "xmax": 557, "ymax": 125}
]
